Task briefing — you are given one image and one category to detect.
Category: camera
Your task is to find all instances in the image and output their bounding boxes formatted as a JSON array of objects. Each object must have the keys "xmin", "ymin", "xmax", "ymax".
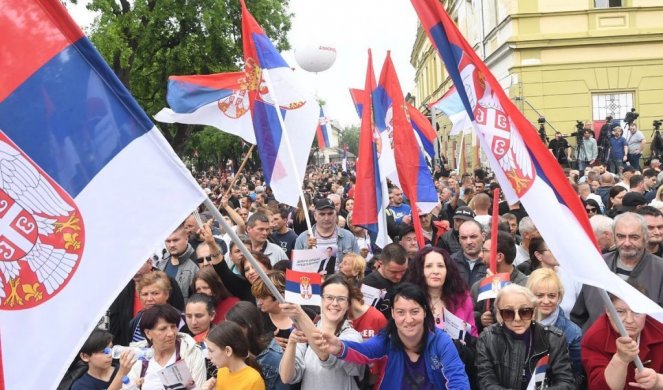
[
  {"xmin": 537, "ymin": 116, "xmax": 546, "ymax": 124},
  {"xmin": 568, "ymin": 120, "xmax": 586, "ymax": 137},
  {"xmin": 624, "ymin": 108, "xmax": 639, "ymax": 125},
  {"xmin": 655, "ymin": 120, "xmax": 663, "ymax": 130}
]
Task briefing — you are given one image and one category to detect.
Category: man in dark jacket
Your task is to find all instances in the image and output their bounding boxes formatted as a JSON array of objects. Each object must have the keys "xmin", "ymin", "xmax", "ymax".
[
  {"xmin": 452, "ymin": 218, "xmax": 487, "ymax": 288},
  {"xmin": 438, "ymin": 206, "xmax": 475, "ymax": 255}
]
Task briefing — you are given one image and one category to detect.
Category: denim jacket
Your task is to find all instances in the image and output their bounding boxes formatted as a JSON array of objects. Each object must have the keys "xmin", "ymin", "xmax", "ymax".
[
  {"xmin": 295, "ymin": 226, "xmax": 359, "ymax": 267},
  {"xmin": 257, "ymin": 338, "xmax": 290, "ymax": 390}
]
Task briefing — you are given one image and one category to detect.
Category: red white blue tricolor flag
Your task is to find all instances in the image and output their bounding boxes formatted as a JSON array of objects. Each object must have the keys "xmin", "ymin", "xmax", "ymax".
[
  {"xmin": 284, "ymin": 269, "xmax": 321, "ymax": 306},
  {"xmin": 430, "ymin": 86, "xmax": 472, "ymax": 136},
  {"xmin": 410, "ymin": 0, "xmax": 663, "ymax": 320},
  {"xmin": 376, "ymin": 52, "xmax": 437, "ymax": 245},
  {"xmin": 0, "ymin": 0, "xmax": 206, "ymax": 388},
  {"xmin": 316, "ymin": 105, "xmax": 332, "ymax": 150},
  {"xmin": 156, "ymin": 0, "xmax": 318, "ymax": 207},
  {"xmin": 352, "ymin": 51, "xmax": 392, "ymax": 248},
  {"xmin": 527, "ymin": 354, "xmax": 549, "ymax": 389},
  {"xmin": 476, "ymin": 273, "xmax": 511, "ymax": 302}
]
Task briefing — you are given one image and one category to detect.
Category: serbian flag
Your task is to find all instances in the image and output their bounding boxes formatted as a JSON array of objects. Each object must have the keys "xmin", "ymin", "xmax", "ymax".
[
  {"xmin": 156, "ymin": 0, "xmax": 318, "ymax": 207},
  {"xmin": 430, "ymin": 86, "xmax": 472, "ymax": 136},
  {"xmin": 411, "ymin": 0, "xmax": 663, "ymax": 321},
  {"xmin": 154, "ymin": 72, "xmax": 254, "ymax": 144},
  {"xmin": 377, "ymin": 52, "xmax": 437, "ymax": 246},
  {"xmin": 352, "ymin": 50, "xmax": 392, "ymax": 248},
  {"xmin": 316, "ymin": 105, "xmax": 332, "ymax": 150},
  {"xmin": 526, "ymin": 355, "xmax": 549, "ymax": 390},
  {"xmin": 476, "ymin": 273, "xmax": 511, "ymax": 302},
  {"xmin": 350, "ymin": 85, "xmax": 437, "ymax": 204},
  {"xmin": 285, "ymin": 269, "xmax": 321, "ymax": 306},
  {"xmin": 0, "ymin": 1, "xmax": 206, "ymax": 388},
  {"xmin": 349, "ymin": 88, "xmax": 365, "ymax": 119}
]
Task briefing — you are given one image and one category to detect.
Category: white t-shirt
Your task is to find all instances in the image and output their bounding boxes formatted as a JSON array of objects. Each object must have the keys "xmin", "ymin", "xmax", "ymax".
[{"xmin": 140, "ymin": 352, "xmax": 176, "ymax": 390}]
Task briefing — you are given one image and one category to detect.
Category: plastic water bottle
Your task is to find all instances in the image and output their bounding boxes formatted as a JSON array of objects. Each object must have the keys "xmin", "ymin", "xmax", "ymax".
[
  {"xmin": 111, "ymin": 345, "xmax": 154, "ymax": 360},
  {"xmin": 121, "ymin": 376, "xmax": 139, "ymax": 390}
]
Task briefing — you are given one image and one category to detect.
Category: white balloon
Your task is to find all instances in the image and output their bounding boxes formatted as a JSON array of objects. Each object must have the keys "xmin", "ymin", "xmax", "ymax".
[{"xmin": 294, "ymin": 43, "xmax": 337, "ymax": 73}]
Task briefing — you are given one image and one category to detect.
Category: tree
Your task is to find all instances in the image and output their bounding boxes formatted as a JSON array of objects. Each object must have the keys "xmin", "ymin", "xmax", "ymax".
[
  {"xmin": 340, "ymin": 125, "xmax": 359, "ymax": 156},
  {"xmin": 73, "ymin": 0, "xmax": 292, "ymax": 154}
]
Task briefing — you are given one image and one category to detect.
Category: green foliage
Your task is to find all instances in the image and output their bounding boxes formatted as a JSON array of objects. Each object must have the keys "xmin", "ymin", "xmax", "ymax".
[
  {"xmin": 187, "ymin": 127, "xmax": 243, "ymax": 169},
  {"xmin": 340, "ymin": 125, "xmax": 359, "ymax": 156},
  {"xmin": 74, "ymin": 0, "xmax": 292, "ymax": 154}
]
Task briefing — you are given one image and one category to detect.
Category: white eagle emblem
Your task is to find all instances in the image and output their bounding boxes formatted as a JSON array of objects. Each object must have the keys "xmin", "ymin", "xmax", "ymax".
[{"xmin": 0, "ymin": 131, "xmax": 83, "ymax": 309}]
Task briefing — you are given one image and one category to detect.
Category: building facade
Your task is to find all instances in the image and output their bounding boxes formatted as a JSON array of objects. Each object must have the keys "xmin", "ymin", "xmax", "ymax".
[{"xmin": 411, "ymin": 0, "xmax": 663, "ymax": 170}]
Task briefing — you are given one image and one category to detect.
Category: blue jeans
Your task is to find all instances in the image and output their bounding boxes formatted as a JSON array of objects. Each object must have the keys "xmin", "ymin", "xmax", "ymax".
[{"xmin": 627, "ymin": 153, "xmax": 642, "ymax": 170}]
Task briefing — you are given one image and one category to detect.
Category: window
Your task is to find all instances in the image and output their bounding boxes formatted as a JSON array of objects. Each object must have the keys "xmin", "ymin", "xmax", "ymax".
[
  {"xmin": 595, "ymin": 0, "xmax": 623, "ymax": 8},
  {"xmin": 592, "ymin": 92, "xmax": 634, "ymax": 121}
]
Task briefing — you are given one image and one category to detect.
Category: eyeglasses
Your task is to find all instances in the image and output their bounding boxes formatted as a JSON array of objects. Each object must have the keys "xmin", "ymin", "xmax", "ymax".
[
  {"xmin": 322, "ymin": 294, "xmax": 349, "ymax": 304},
  {"xmin": 499, "ymin": 307, "xmax": 534, "ymax": 322},
  {"xmin": 196, "ymin": 255, "xmax": 214, "ymax": 264}
]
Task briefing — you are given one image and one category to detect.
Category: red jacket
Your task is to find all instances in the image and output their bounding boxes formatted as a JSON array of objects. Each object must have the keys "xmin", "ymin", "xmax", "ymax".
[{"xmin": 581, "ymin": 313, "xmax": 663, "ymax": 389}]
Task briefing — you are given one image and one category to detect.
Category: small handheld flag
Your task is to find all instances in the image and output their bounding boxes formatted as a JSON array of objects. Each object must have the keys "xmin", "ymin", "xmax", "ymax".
[
  {"xmin": 285, "ymin": 269, "xmax": 321, "ymax": 306},
  {"xmin": 526, "ymin": 354, "xmax": 549, "ymax": 390},
  {"xmin": 476, "ymin": 273, "xmax": 511, "ymax": 302}
]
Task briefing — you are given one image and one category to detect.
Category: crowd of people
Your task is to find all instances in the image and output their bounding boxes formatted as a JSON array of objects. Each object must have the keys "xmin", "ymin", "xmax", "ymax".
[{"xmin": 60, "ymin": 160, "xmax": 663, "ymax": 390}]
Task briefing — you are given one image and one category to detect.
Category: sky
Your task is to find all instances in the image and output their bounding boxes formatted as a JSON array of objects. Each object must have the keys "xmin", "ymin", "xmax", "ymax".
[{"xmin": 67, "ymin": 0, "xmax": 420, "ymax": 129}]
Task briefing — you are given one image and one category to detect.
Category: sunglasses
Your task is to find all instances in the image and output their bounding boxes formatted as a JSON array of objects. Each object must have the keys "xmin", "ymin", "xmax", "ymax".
[
  {"xmin": 499, "ymin": 307, "xmax": 534, "ymax": 322},
  {"xmin": 196, "ymin": 255, "xmax": 214, "ymax": 264}
]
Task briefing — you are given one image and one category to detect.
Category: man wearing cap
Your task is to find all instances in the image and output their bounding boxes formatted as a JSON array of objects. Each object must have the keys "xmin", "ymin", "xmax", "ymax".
[
  {"xmin": 294, "ymin": 198, "xmax": 359, "ymax": 273},
  {"xmin": 437, "ymin": 206, "xmax": 475, "ymax": 255},
  {"xmin": 452, "ymin": 219, "xmax": 488, "ymax": 288},
  {"xmin": 398, "ymin": 225, "xmax": 419, "ymax": 259},
  {"xmin": 608, "ymin": 124, "xmax": 628, "ymax": 174},
  {"xmin": 572, "ymin": 212, "xmax": 663, "ymax": 331}
]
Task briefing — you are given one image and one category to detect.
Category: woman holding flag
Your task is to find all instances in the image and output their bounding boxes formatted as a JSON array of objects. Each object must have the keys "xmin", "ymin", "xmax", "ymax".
[{"xmin": 476, "ymin": 284, "xmax": 575, "ymax": 389}]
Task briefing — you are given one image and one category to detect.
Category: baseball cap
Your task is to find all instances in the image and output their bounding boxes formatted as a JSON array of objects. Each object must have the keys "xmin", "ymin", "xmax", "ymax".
[
  {"xmin": 453, "ymin": 206, "xmax": 476, "ymax": 221},
  {"xmin": 315, "ymin": 198, "xmax": 335, "ymax": 211}
]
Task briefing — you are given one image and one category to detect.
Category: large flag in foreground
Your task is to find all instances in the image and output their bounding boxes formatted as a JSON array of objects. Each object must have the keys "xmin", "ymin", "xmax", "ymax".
[
  {"xmin": 157, "ymin": 0, "xmax": 318, "ymax": 207},
  {"xmin": 0, "ymin": 0, "xmax": 206, "ymax": 388},
  {"xmin": 352, "ymin": 51, "xmax": 391, "ymax": 248},
  {"xmin": 377, "ymin": 53, "xmax": 437, "ymax": 246},
  {"xmin": 410, "ymin": 0, "xmax": 663, "ymax": 320}
]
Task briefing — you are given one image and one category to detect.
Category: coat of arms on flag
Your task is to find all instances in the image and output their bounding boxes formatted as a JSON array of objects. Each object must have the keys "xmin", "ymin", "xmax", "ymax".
[
  {"xmin": 285, "ymin": 269, "xmax": 321, "ymax": 305},
  {"xmin": 476, "ymin": 272, "xmax": 511, "ymax": 302},
  {"xmin": 0, "ymin": 131, "xmax": 83, "ymax": 309}
]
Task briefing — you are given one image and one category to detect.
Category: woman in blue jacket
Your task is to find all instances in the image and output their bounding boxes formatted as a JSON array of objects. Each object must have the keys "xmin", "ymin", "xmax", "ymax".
[{"xmin": 314, "ymin": 282, "xmax": 470, "ymax": 389}]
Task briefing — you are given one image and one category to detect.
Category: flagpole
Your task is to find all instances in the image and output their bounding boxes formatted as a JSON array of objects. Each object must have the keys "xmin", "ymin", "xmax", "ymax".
[
  {"xmin": 598, "ymin": 288, "xmax": 645, "ymax": 370},
  {"xmin": 203, "ymin": 198, "xmax": 285, "ymax": 303},
  {"xmin": 431, "ymin": 106, "xmax": 439, "ymax": 168},
  {"xmin": 224, "ymin": 144, "xmax": 255, "ymax": 197},
  {"xmin": 260, "ymin": 69, "xmax": 314, "ymax": 236}
]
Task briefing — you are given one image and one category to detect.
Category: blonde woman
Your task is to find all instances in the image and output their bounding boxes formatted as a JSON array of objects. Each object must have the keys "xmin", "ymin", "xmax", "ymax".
[
  {"xmin": 527, "ymin": 269, "xmax": 584, "ymax": 383},
  {"xmin": 337, "ymin": 252, "xmax": 366, "ymax": 283}
]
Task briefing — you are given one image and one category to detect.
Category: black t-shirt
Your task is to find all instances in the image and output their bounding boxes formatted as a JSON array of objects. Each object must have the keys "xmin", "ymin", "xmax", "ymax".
[
  {"xmin": 270, "ymin": 229, "xmax": 298, "ymax": 258},
  {"xmin": 548, "ymin": 138, "xmax": 569, "ymax": 162},
  {"xmin": 71, "ymin": 366, "xmax": 118, "ymax": 390}
]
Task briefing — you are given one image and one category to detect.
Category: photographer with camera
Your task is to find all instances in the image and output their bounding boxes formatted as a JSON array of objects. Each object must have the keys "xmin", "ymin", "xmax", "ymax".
[
  {"xmin": 548, "ymin": 131, "xmax": 571, "ymax": 166},
  {"xmin": 608, "ymin": 124, "xmax": 628, "ymax": 174},
  {"xmin": 576, "ymin": 127, "xmax": 598, "ymax": 172}
]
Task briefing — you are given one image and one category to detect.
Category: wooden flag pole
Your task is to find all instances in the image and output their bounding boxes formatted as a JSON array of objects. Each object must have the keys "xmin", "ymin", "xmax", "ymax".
[{"xmin": 224, "ymin": 144, "xmax": 255, "ymax": 197}]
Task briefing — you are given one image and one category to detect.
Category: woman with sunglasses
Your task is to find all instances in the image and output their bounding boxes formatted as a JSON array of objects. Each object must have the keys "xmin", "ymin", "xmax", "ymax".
[
  {"xmin": 476, "ymin": 284, "xmax": 575, "ymax": 389},
  {"xmin": 581, "ymin": 286, "xmax": 663, "ymax": 390},
  {"xmin": 279, "ymin": 275, "xmax": 364, "ymax": 390},
  {"xmin": 527, "ymin": 269, "xmax": 584, "ymax": 385},
  {"xmin": 191, "ymin": 267, "xmax": 239, "ymax": 323},
  {"xmin": 585, "ymin": 198, "xmax": 601, "ymax": 217},
  {"xmin": 313, "ymin": 282, "xmax": 470, "ymax": 389}
]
